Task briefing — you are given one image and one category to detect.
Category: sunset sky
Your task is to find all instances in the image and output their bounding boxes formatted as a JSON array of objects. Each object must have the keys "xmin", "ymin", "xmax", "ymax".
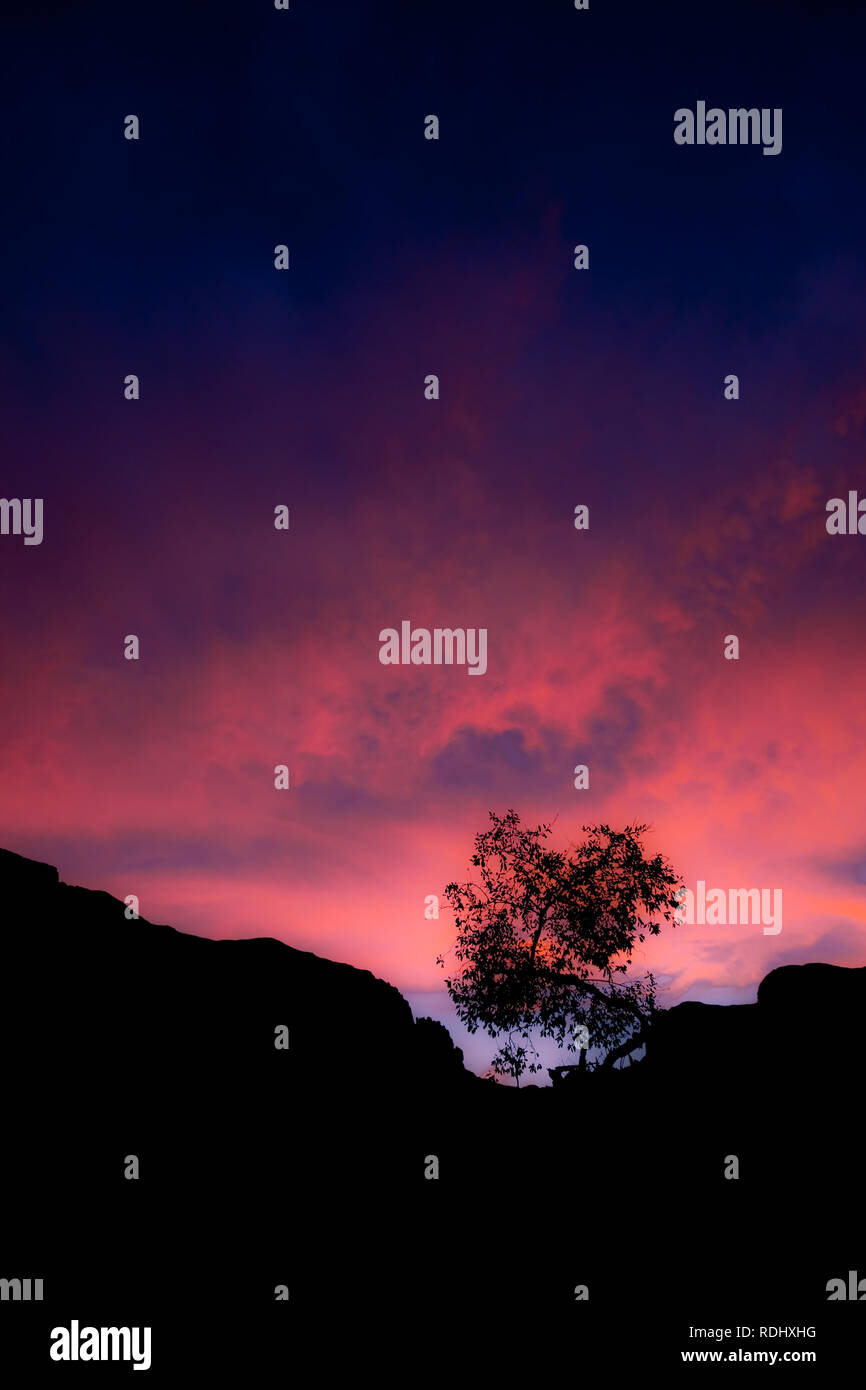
[{"xmin": 2, "ymin": 0, "xmax": 865, "ymax": 1074}]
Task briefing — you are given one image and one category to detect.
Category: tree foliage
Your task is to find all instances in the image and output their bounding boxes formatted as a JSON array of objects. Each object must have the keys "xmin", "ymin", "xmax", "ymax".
[{"xmin": 437, "ymin": 810, "xmax": 682, "ymax": 1081}]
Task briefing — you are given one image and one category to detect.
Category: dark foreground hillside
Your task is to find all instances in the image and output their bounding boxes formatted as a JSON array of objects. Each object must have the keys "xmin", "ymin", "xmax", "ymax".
[{"xmin": 1, "ymin": 847, "xmax": 863, "ymax": 1375}]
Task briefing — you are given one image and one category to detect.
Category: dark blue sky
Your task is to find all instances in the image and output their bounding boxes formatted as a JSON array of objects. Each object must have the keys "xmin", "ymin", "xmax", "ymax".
[{"xmin": 5, "ymin": 0, "xmax": 866, "ymax": 346}]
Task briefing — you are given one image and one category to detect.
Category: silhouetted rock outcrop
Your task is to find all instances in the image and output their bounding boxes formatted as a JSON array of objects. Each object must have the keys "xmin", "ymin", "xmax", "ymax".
[
  {"xmin": 758, "ymin": 959, "xmax": 866, "ymax": 1012},
  {"xmin": 412, "ymin": 1015, "xmax": 469, "ymax": 1083},
  {"xmin": 0, "ymin": 844, "xmax": 466, "ymax": 1096}
]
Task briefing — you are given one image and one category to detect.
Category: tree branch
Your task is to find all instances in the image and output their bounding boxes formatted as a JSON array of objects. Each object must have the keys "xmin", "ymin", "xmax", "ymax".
[
  {"xmin": 529, "ymin": 905, "xmax": 549, "ymax": 964},
  {"xmin": 550, "ymin": 974, "xmax": 647, "ymax": 1020},
  {"xmin": 601, "ymin": 1029, "xmax": 649, "ymax": 1069}
]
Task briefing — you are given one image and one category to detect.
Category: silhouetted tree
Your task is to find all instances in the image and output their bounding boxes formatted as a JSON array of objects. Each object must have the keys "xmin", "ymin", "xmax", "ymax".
[
  {"xmin": 487, "ymin": 1032, "xmax": 535, "ymax": 1087},
  {"xmin": 437, "ymin": 810, "xmax": 682, "ymax": 1082}
]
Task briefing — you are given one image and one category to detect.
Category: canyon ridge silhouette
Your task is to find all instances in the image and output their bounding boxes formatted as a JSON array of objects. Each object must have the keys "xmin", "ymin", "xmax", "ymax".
[{"xmin": 1, "ymin": 843, "xmax": 863, "ymax": 1374}]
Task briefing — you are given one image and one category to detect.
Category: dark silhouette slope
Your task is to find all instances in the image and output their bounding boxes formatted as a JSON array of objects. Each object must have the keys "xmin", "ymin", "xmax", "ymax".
[{"xmin": 1, "ymin": 847, "xmax": 864, "ymax": 1371}]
